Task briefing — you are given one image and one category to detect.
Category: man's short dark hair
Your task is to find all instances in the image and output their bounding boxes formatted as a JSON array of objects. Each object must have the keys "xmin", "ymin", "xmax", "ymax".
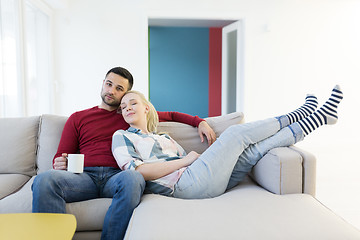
[{"xmin": 105, "ymin": 67, "xmax": 134, "ymax": 90}]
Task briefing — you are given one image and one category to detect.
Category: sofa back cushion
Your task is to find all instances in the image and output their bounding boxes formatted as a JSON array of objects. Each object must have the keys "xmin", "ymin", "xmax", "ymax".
[
  {"xmin": 0, "ymin": 116, "xmax": 40, "ymax": 176},
  {"xmin": 35, "ymin": 112, "xmax": 244, "ymax": 173},
  {"xmin": 157, "ymin": 112, "xmax": 244, "ymax": 154},
  {"xmin": 37, "ymin": 115, "xmax": 68, "ymax": 173}
]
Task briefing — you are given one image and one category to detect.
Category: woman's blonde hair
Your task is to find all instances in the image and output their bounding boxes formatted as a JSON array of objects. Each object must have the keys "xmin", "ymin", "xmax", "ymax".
[{"xmin": 123, "ymin": 90, "xmax": 159, "ymax": 133}]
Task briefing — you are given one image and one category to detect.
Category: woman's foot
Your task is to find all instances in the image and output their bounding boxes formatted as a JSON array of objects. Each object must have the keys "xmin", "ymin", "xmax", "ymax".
[
  {"xmin": 296, "ymin": 85, "xmax": 343, "ymax": 136},
  {"xmin": 286, "ymin": 94, "xmax": 318, "ymax": 124}
]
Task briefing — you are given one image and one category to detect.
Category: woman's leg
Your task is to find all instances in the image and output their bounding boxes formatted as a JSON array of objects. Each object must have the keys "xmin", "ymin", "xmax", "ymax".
[
  {"xmin": 286, "ymin": 94, "xmax": 318, "ymax": 124},
  {"xmin": 296, "ymin": 85, "xmax": 343, "ymax": 135},
  {"xmin": 278, "ymin": 94, "xmax": 318, "ymax": 128},
  {"xmin": 226, "ymin": 124, "xmax": 303, "ymax": 190},
  {"xmin": 173, "ymin": 117, "xmax": 282, "ymax": 199},
  {"xmin": 227, "ymin": 85, "xmax": 343, "ymax": 189},
  {"xmin": 173, "ymin": 95, "xmax": 317, "ymax": 199},
  {"xmin": 173, "ymin": 87, "xmax": 341, "ymax": 199}
]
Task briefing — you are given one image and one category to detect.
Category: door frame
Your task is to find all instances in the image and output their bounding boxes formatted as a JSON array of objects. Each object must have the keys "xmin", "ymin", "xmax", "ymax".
[{"xmin": 221, "ymin": 20, "xmax": 245, "ymax": 115}]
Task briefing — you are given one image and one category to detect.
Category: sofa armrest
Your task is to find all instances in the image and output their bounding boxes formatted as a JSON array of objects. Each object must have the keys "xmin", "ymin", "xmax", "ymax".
[
  {"xmin": 289, "ymin": 146, "xmax": 316, "ymax": 196},
  {"xmin": 250, "ymin": 146, "xmax": 316, "ymax": 197},
  {"xmin": 0, "ymin": 174, "xmax": 31, "ymax": 200}
]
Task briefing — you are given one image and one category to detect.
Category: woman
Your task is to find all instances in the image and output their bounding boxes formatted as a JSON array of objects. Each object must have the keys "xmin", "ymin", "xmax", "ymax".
[{"xmin": 112, "ymin": 86, "xmax": 342, "ymax": 199}]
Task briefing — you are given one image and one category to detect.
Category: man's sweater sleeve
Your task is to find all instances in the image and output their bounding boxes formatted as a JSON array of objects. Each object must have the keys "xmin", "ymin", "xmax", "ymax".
[
  {"xmin": 53, "ymin": 113, "xmax": 80, "ymax": 164},
  {"xmin": 157, "ymin": 111, "xmax": 204, "ymax": 127}
]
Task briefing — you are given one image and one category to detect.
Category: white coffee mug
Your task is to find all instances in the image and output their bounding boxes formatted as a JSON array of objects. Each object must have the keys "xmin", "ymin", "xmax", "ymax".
[{"xmin": 67, "ymin": 154, "xmax": 84, "ymax": 173}]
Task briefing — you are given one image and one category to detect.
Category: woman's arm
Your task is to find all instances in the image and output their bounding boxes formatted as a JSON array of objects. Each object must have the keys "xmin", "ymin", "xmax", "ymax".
[
  {"xmin": 112, "ymin": 130, "xmax": 200, "ymax": 181},
  {"xmin": 136, "ymin": 151, "xmax": 199, "ymax": 181},
  {"xmin": 112, "ymin": 131, "xmax": 144, "ymax": 170}
]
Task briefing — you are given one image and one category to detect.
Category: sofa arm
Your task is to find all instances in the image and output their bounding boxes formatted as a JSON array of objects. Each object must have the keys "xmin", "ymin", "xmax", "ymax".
[
  {"xmin": 289, "ymin": 146, "xmax": 316, "ymax": 196},
  {"xmin": 0, "ymin": 174, "xmax": 31, "ymax": 200},
  {"xmin": 250, "ymin": 146, "xmax": 316, "ymax": 197}
]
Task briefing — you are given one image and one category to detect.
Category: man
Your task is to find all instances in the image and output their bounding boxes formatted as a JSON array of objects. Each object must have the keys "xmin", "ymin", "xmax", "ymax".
[{"xmin": 32, "ymin": 66, "xmax": 216, "ymax": 240}]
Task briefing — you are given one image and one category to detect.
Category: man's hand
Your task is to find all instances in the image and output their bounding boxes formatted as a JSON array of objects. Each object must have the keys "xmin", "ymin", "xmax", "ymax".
[
  {"xmin": 53, "ymin": 153, "xmax": 68, "ymax": 170},
  {"xmin": 198, "ymin": 121, "xmax": 216, "ymax": 146}
]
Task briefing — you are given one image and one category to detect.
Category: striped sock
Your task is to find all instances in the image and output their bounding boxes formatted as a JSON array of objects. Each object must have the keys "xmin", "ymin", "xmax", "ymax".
[
  {"xmin": 296, "ymin": 85, "xmax": 343, "ymax": 136},
  {"xmin": 286, "ymin": 94, "xmax": 318, "ymax": 124}
]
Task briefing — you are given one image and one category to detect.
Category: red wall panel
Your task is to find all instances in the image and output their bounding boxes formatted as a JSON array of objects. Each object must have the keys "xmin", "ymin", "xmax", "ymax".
[{"xmin": 208, "ymin": 28, "xmax": 222, "ymax": 117}]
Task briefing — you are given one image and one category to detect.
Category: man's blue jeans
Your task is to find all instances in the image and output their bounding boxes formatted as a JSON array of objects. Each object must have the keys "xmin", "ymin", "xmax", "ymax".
[{"xmin": 32, "ymin": 167, "xmax": 145, "ymax": 240}]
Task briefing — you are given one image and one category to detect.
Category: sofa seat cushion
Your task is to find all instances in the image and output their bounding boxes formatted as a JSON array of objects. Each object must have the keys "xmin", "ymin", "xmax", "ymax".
[
  {"xmin": 0, "ymin": 116, "xmax": 40, "ymax": 176},
  {"xmin": 125, "ymin": 179, "xmax": 360, "ymax": 240},
  {"xmin": 66, "ymin": 198, "xmax": 112, "ymax": 231},
  {"xmin": 0, "ymin": 174, "xmax": 31, "ymax": 200},
  {"xmin": 0, "ymin": 177, "xmax": 34, "ymax": 213}
]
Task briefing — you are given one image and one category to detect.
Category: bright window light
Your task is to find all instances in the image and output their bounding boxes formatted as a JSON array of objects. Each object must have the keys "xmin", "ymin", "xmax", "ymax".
[{"xmin": 0, "ymin": 0, "xmax": 52, "ymax": 117}]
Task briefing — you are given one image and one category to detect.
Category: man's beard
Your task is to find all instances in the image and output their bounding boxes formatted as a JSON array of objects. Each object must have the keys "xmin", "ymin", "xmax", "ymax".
[{"xmin": 101, "ymin": 93, "xmax": 120, "ymax": 108}]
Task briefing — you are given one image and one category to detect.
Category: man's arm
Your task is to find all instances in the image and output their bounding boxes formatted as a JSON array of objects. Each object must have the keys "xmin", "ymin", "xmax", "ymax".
[
  {"xmin": 53, "ymin": 114, "xmax": 80, "ymax": 170},
  {"xmin": 157, "ymin": 111, "xmax": 202, "ymax": 126},
  {"xmin": 157, "ymin": 111, "xmax": 216, "ymax": 145}
]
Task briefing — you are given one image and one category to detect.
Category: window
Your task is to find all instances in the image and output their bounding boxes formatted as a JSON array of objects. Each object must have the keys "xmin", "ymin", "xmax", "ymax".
[
  {"xmin": 0, "ymin": 0, "xmax": 22, "ymax": 117},
  {"xmin": 0, "ymin": 0, "xmax": 52, "ymax": 117}
]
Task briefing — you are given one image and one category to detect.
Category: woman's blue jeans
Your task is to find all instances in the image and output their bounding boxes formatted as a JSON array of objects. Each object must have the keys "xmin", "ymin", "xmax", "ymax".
[
  {"xmin": 32, "ymin": 167, "xmax": 145, "ymax": 240},
  {"xmin": 173, "ymin": 118, "xmax": 303, "ymax": 199}
]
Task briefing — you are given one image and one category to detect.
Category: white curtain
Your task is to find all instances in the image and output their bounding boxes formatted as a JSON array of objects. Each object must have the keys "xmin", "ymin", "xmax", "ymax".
[
  {"xmin": 0, "ymin": 0, "xmax": 52, "ymax": 118},
  {"xmin": 24, "ymin": 1, "xmax": 52, "ymax": 116},
  {"xmin": 0, "ymin": 0, "xmax": 23, "ymax": 117}
]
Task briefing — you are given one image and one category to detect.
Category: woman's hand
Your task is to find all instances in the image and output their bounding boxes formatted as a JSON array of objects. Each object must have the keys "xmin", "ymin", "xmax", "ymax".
[
  {"xmin": 135, "ymin": 151, "xmax": 200, "ymax": 181},
  {"xmin": 183, "ymin": 151, "xmax": 200, "ymax": 166}
]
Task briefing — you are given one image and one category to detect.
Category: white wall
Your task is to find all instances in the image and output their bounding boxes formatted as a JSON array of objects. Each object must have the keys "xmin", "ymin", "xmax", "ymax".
[
  {"xmin": 51, "ymin": 0, "xmax": 360, "ymax": 229},
  {"xmin": 52, "ymin": 0, "xmax": 149, "ymax": 115}
]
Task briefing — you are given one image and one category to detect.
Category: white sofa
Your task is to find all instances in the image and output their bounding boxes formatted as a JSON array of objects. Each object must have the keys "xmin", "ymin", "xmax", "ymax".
[{"xmin": 0, "ymin": 112, "xmax": 359, "ymax": 240}]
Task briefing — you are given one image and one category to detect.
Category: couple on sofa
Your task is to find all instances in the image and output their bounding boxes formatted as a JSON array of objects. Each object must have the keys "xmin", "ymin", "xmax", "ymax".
[{"xmin": 32, "ymin": 66, "xmax": 343, "ymax": 240}]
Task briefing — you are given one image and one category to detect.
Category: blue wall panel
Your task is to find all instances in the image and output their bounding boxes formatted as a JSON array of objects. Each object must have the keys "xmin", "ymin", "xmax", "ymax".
[{"xmin": 149, "ymin": 27, "xmax": 209, "ymax": 118}]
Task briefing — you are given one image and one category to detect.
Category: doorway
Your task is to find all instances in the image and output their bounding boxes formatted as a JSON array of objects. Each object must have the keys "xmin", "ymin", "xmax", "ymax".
[{"xmin": 148, "ymin": 18, "xmax": 243, "ymax": 117}]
